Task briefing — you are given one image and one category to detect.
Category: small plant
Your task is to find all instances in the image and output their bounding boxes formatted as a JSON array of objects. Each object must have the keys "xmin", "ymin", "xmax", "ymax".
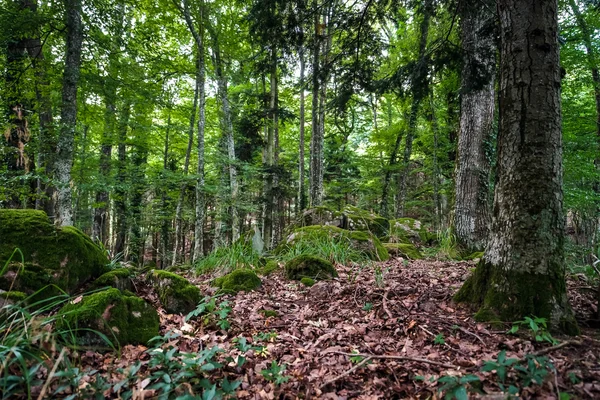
[
  {"xmin": 260, "ymin": 361, "xmax": 290, "ymax": 385},
  {"xmin": 514, "ymin": 354, "xmax": 554, "ymax": 387},
  {"xmin": 508, "ymin": 316, "xmax": 558, "ymax": 345},
  {"xmin": 195, "ymin": 241, "xmax": 261, "ymax": 274},
  {"xmin": 435, "ymin": 228, "xmax": 460, "ymax": 260},
  {"xmin": 434, "ymin": 333, "xmax": 445, "ymax": 345},
  {"xmin": 362, "ymin": 302, "xmax": 373, "ymax": 311},
  {"xmin": 437, "ymin": 374, "xmax": 480, "ymax": 400},
  {"xmin": 481, "ymin": 350, "xmax": 520, "ymax": 394},
  {"xmin": 186, "ymin": 295, "xmax": 232, "ymax": 330},
  {"xmin": 374, "ymin": 266, "xmax": 385, "ymax": 288},
  {"xmin": 253, "ymin": 330, "xmax": 278, "ymax": 343}
]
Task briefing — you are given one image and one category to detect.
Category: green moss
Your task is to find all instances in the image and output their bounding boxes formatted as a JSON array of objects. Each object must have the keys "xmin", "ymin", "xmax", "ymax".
[
  {"xmin": 383, "ymin": 243, "xmax": 423, "ymax": 259},
  {"xmin": 282, "ymin": 225, "xmax": 389, "ymax": 261},
  {"xmin": 454, "ymin": 259, "xmax": 579, "ymax": 335},
  {"xmin": 259, "ymin": 309, "xmax": 278, "ymax": 318},
  {"xmin": 300, "ymin": 277, "xmax": 315, "ymax": 287},
  {"xmin": 389, "ymin": 218, "xmax": 435, "ymax": 245},
  {"xmin": 57, "ymin": 288, "xmax": 159, "ymax": 346},
  {"xmin": 148, "ymin": 270, "xmax": 201, "ymax": 314},
  {"xmin": 93, "ymin": 268, "xmax": 133, "ymax": 291},
  {"xmin": 0, "ymin": 290, "xmax": 28, "ymax": 307},
  {"xmin": 214, "ymin": 269, "xmax": 261, "ymax": 294},
  {"xmin": 0, "ymin": 210, "xmax": 109, "ymax": 299},
  {"xmin": 285, "ymin": 255, "xmax": 337, "ymax": 281},
  {"xmin": 464, "ymin": 251, "xmax": 485, "ymax": 261}
]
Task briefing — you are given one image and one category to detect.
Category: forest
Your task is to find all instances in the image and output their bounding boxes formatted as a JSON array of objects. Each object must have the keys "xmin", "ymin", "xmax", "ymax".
[{"xmin": 0, "ymin": 0, "xmax": 599, "ymax": 398}]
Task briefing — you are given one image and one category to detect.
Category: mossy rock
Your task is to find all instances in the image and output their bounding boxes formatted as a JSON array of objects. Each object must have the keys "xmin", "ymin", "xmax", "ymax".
[
  {"xmin": 280, "ymin": 225, "xmax": 389, "ymax": 261},
  {"xmin": 294, "ymin": 205, "xmax": 389, "ymax": 238},
  {"xmin": 258, "ymin": 259, "xmax": 280, "ymax": 275},
  {"xmin": 300, "ymin": 277, "xmax": 315, "ymax": 287},
  {"xmin": 285, "ymin": 255, "xmax": 337, "ymax": 281},
  {"xmin": 57, "ymin": 288, "xmax": 159, "ymax": 346},
  {"xmin": 383, "ymin": 243, "xmax": 423, "ymax": 260},
  {"xmin": 0, "ymin": 290, "xmax": 27, "ymax": 308},
  {"xmin": 213, "ymin": 269, "xmax": 261, "ymax": 294},
  {"xmin": 147, "ymin": 270, "xmax": 201, "ymax": 314},
  {"xmin": 93, "ymin": 268, "xmax": 134, "ymax": 291},
  {"xmin": 0, "ymin": 210, "xmax": 109, "ymax": 299},
  {"xmin": 389, "ymin": 218, "xmax": 435, "ymax": 245}
]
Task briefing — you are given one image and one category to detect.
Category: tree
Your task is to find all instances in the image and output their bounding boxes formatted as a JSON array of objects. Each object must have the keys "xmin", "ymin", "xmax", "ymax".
[
  {"xmin": 55, "ymin": 0, "xmax": 83, "ymax": 226},
  {"xmin": 453, "ymin": 0, "xmax": 495, "ymax": 250},
  {"xmin": 455, "ymin": 0, "xmax": 578, "ymax": 333}
]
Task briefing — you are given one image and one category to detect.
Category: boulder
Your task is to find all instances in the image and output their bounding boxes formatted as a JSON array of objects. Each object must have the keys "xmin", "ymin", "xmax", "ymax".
[
  {"xmin": 383, "ymin": 243, "xmax": 423, "ymax": 260},
  {"xmin": 93, "ymin": 268, "xmax": 134, "ymax": 291},
  {"xmin": 389, "ymin": 218, "xmax": 435, "ymax": 245},
  {"xmin": 57, "ymin": 288, "xmax": 159, "ymax": 346},
  {"xmin": 297, "ymin": 205, "xmax": 390, "ymax": 238},
  {"xmin": 0, "ymin": 210, "xmax": 109, "ymax": 299},
  {"xmin": 213, "ymin": 269, "xmax": 261, "ymax": 294},
  {"xmin": 285, "ymin": 255, "xmax": 337, "ymax": 281},
  {"xmin": 147, "ymin": 270, "xmax": 201, "ymax": 314},
  {"xmin": 280, "ymin": 225, "xmax": 389, "ymax": 261}
]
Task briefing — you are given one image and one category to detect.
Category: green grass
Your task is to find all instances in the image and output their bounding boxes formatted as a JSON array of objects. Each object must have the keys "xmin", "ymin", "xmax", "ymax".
[
  {"xmin": 276, "ymin": 232, "xmax": 373, "ymax": 266},
  {"xmin": 195, "ymin": 241, "xmax": 261, "ymax": 275}
]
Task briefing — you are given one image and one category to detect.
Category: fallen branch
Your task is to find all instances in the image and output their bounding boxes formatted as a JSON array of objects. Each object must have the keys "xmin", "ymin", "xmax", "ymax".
[
  {"xmin": 320, "ymin": 356, "xmax": 373, "ymax": 388},
  {"xmin": 532, "ymin": 340, "xmax": 582, "ymax": 357},
  {"xmin": 324, "ymin": 350, "xmax": 460, "ymax": 369},
  {"xmin": 382, "ymin": 290, "xmax": 393, "ymax": 319}
]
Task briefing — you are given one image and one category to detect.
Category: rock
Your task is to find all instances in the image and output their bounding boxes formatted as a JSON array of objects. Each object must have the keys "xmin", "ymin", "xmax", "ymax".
[
  {"xmin": 296, "ymin": 205, "xmax": 390, "ymax": 238},
  {"xmin": 285, "ymin": 255, "xmax": 337, "ymax": 281},
  {"xmin": 213, "ymin": 269, "xmax": 261, "ymax": 294},
  {"xmin": 147, "ymin": 270, "xmax": 201, "ymax": 314},
  {"xmin": 93, "ymin": 268, "xmax": 134, "ymax": 291},
  {"xmin": 300, "ymin": 277, "xmax": 315, "ymax": 287},
  {"xmin": 383, "ymin": 243, "xmax": 423, "ymax": 260},
  {"xmin": 56, "ymin": 288, "xmax": 159, "ymax": 346},
  {"xmin": 0, "ymin": 290, "xmax": 27, "ymax": 308},
  {"xmin": 0, "ymin": 210, "xmax": 109, "ymax": 299},
  {"xmin": 389, "ymin": 218, "xmax": 435, "ymax": 245},
  {"xmin": 280, "ymin": 225, "xmax": 389, "ymax": 261}
]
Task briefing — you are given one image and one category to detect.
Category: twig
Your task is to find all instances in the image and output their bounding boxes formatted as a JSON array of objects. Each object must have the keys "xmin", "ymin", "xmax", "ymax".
[
  {"xmin": 320, "ymin": 356, "xmax": 372, "ymax": 389},
  {"xmin": 324, "ymin": 350, "xmax": 460, "ymax": 369},
  {"xmin": 382, "ymin": 290, "xmax": 393, "ymax": 319},
  {"xmin": 37, "ymin": 347, "xmax": 66, "ymax": 400},
  {"xmin": 456, "ymin": 326, "xmax": 486, "ymax": 346},
  {"xmin": 532, "ymin": 340, "xmax": 582, "ymax": 356}
]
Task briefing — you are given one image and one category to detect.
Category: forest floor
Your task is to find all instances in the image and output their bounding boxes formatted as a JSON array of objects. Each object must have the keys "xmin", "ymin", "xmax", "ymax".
[{"xmin": 91, "ymin": 257, "xmax": 599, "ymax": 399}]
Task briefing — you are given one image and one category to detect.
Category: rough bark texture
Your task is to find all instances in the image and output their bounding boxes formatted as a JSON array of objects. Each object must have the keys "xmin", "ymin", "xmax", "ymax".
[
  {"xmin": 298, "ymin": 47, "xmax": 307, "ymax": 212},
  {"xmin": 309, "ymin": 8, "xmax": 324, "ymax": 207},
  {"xmin": 55, "ymin": 0, "xmax": 83, "ymax": 226},
  {"xmin": 455, "ymin": 0, "xmax": 578, "ymax": 334},
  {"xmin": 453, "ymin": 0, "xmax": 495, "ymax": 250},
  {"xmin": 113, "ymin": 102, "xmax": 131, "ymax": 256}
]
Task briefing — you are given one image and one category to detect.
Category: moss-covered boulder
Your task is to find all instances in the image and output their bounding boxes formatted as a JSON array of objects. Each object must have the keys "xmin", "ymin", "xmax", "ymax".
[
  {"xmin": 0, "ymin": 210, "xmax": 109, "ymax": 299},
  {"xmin": 213, "ymin": 269, "xmax": 261, "ymax": 294},
  {"xmin": 280, "ymin": 225, "xmax": 389, "ymax": 261},
  {"xmin": 258, "ymin": 259, "xmax": 279, "ymax": 275},
  {"xmin": 296, "ymin": 205, "xmax": 389, "ymax": 238},
  {"xmin": 93, "ymin": 268, "xmax": 134, "ymax": 291},
  {"xmin": 57, "ymin": 288, "xmax": 159, "ymax": 346},
  {"xmin": 285, "ymin": 255, "xmax": 337, "ymax": 281},
  {"xmin": 0, "ymin": 290, "xmax": 27, "ymax": 308},
  {"xmin": 300, "ymin": 277, "xmax": 315, "ymax": 287},
  {"xmin": 389, "ymin": 218, "xmax": 435, "ymax": 245},
  {"xmin": 383, "ymin": 243, "xmax": 423, "ymax": 260},
  {"xmin": 147, "ymin": 270, "xmax": 201, "ymax": 314}
]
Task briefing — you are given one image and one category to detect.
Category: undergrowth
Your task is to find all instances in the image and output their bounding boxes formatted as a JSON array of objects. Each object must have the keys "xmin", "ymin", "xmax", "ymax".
[
  {"xmin": 276, "ymin": 232, "xmax": 372, "ymax": 266},
  {"xmin": 195, "ymin": 241, "xmax": 261, "ymax": 275}
]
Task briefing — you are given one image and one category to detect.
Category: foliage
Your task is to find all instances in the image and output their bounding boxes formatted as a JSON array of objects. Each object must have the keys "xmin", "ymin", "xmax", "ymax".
[
  {"xmin": 196, "ymin": 242, "xmax": 262, "ymax": 275},
  {"xmin": 186, "ymin": 295, "xmax": 232, "ymax": 331},
  {"xmin": 437, "ymin": 374, "xmax": 481, "ymax": 400},
  {"xmin": 260, "ymin": 361, "xmax": 290, "ymax": 386},
  {"xmin": 508, "ymin": 316, "xmax": 559, "ymax": 345}
]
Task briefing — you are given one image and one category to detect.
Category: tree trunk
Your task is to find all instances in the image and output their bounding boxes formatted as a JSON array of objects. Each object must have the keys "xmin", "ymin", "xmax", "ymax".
[
  {"xmin": 179, "ymin": 0, "xmax": 206, "ymax": 263},
  {"xmin": 172, "ymin": 51, "xmax": 199, "ymax": 266},
  {"xmin": 309, "ymin": 7, "xmax": 323, "ymax": 207},
  {"xmin": 396, "ymin": 0, "xmax": 431, "ymax": 218},
  {"xmin": 113, "ymin": 102, "xmax": 131, "ymax": 256},
  {"xmin": 455, "ymin": 0, "xmax": 578, "ymax": 334},
  {"xmin": 55, "ymin": 0, "xmax": 83, "ymax": 226},
  {"xmin": 453, "ymin": 0, "xmax": 495, "ymax": 251},
  {"xmin": 298, "ymin": 46, "xmax": 307, "ymax": 212}
]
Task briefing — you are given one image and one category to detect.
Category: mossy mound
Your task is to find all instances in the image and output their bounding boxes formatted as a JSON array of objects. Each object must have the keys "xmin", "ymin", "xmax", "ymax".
[
  {"xmin": 258, "ymin": 259, "xmax": 280, "ymax": 276},
  {"xmin": 0, "ymin": 210, "xmax": 109, "ymax": 299},
  {"xmin": 285, "ymin": 255, "xmax": 337, "ymax": 281},
  {"xmin": 389, "ymin": 218, "xmax": 435, "ymax": 245},
  {"xmin": 383, "ymin": 243, "xmax": 423, "ymax": 260},
  {"xmin": 213, "ymin": 269, "xmax": 261, "ymax": 294},
  {"xmin": 0, "ymin": 290, "xmax": 27, "ymax": 308},
  {"xmin": 93, "ymin": 268, "xmax": 134, "ymax": 291},
  {"xmin": 280, "ymin": 225, "xmax": 389, "ymax": 261},
  {"xmin": 57, "ymin": 288, "xmax": 159, "ymax": 346},
  {"xmin": 296, "ymin": 205, "xmax": 389, "ymax": 238},
  {"xmin": 300, "ymin": 277, "xmax": 315, "ymax": 287},
  {"xmin": 147, "ymin": 270, "xmax": 201, "ymax": 314}
]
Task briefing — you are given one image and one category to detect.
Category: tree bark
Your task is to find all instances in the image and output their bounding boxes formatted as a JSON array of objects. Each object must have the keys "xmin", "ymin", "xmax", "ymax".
[
  {"xmin": 309, "ymin": 6, "xmax": 324, "ymax": 207},
  {"xmin": 55, "ymin": 0, "xmax": 83, "ymax": 226},
  {"xmin": 113, "ymin": 102, "xmax": 131, "ymax": 256},
  {"xmin": 455, "ymin": 0, "xmax": 578, "ymax": 334},
  {"xmin": 298, "ymin": 45, "xmax": 307, "ymax": 212},
  {"xmin": 453, "ymin": 0, "xmax": 495, "ymax": 251}
]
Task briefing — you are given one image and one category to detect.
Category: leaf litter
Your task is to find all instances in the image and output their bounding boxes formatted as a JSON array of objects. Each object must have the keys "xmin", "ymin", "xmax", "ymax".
[{"xmin": 79, "ymin": 257, "xmax": 600, "ymax": 398}]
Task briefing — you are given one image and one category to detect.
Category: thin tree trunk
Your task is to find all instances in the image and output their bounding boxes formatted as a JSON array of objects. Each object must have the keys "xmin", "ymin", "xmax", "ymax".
[
  {"xmin": 455, "ymin": 0, "xmax": 577, "ymax": 333},
  {"xmin": 298, "ymin": 46, "xmax": 307, "ymax": 212},
  {"xmin": 309, "ymin": 6, "xmax": 323, "ymax": 207},
  {"xmin": 453, "ymin": 0, "xmax": 495, "ymax": 251},
  {"xmin": 130, "ymin": 131, "xmax": 148, "ymax": 266},
  {"xmin": 172, "ymin": 52, "xmax": 199, "ymax": 266},
  {"xmin": 159, "ymin": 112, "xmax": 171, "ymax": 268},
  {"xmin": 55, "ymin": 0, "xmax": 83, "ymax": 226},
  {"xmin": 113, "ymin": 102, "xmax": 131, "ymax": 256}
]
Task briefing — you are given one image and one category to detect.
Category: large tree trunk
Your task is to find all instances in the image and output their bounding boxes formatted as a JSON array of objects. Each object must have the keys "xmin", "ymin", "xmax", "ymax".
[
  {"xmin": 453, "ymin": 0, "xmax": 495, "ymax": 251},
  {"xmin": 455, "ymin": 0, "xmax": 578, "ymax": 334},
  {"xmin": 55, "ymin": 0, "xmax": 83, "ymax": 226}
]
